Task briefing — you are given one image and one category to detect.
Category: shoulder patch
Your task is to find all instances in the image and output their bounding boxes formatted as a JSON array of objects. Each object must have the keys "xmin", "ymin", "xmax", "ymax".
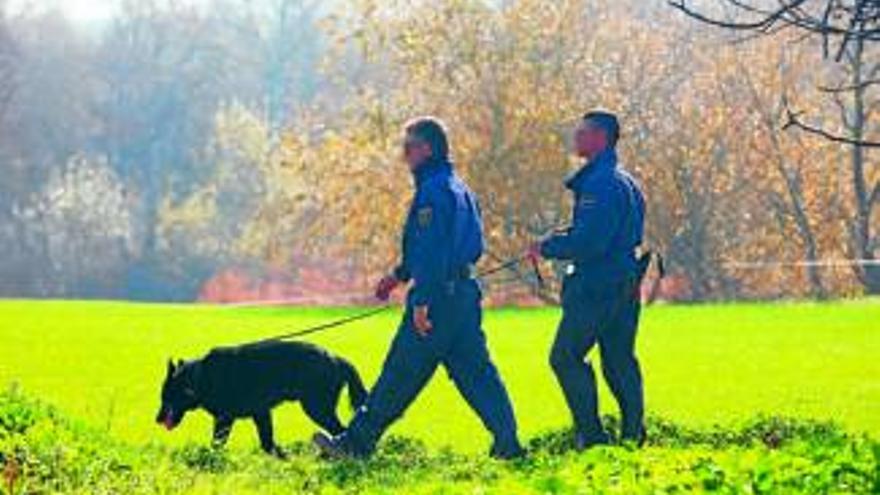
[{"xmin": 417, "ymin": 206, "xmax": 433, "ymax": 227}]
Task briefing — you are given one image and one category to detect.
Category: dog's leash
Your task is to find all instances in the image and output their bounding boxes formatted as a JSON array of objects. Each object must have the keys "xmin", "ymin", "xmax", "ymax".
[
  {"xmin": 251, "ymin": 305, "xmax": 393, "ymax": 344},
  {"xmin": 249, "ymin": 253, "xmax": 544, "ymax": 344},
  {"xmin": 241, "ymin": 250, "xmax": 666, "ymax": 344}
]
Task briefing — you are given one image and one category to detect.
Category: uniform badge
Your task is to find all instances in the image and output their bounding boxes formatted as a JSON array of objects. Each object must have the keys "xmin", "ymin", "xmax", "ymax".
[
  {"xmin": 579, "ymin": 195, "xmax": 597, "ymax": 208},
  {"xmin": 417, "ymin": 207, "xmax": 433, "ymax": 227}
]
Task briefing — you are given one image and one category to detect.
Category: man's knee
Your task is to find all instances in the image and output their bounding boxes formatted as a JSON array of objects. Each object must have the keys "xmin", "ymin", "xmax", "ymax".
[
  {"xmin": 550, "ymin": 342, "xmax": 583, "ymax": 375},
  {"xmin": 601, "ymin": 349, "xmax": 636, "ymax": 376},
  {"xmin": 446, "ymin": 358, "xmax": 483, "ymax": 391}
]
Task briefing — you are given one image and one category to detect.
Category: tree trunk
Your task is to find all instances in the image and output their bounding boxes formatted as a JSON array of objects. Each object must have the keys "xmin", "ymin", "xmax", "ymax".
[{"xmin": 846, "ymin": 37, "xmax": 880, "ymax": 294}]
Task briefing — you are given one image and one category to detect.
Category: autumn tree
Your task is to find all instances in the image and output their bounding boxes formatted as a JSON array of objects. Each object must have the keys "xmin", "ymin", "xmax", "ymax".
[
  {"xmin": 0, "ymin": 0, "xmax": 871, "ymax": 301},
  {"xmin": 670, "ymin": 0, "xmax": 880, "ymax": 294},
  {"xmin": 250, "ymin": 0, "xmax": 866, "ymax": 300},
  {"xmin": 261, "ymin": 0, "xmax": 740, "ymax": 299}
]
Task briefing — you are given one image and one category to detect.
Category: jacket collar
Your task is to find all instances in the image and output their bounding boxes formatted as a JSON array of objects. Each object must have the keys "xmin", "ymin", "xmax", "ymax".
[
  {"xmin": 565, "ymin": 148, "xmax": 617, "ymax": 191},
  {"xmin": 413, "ymin": 156, "xmax": 453, "ymax": 187}
]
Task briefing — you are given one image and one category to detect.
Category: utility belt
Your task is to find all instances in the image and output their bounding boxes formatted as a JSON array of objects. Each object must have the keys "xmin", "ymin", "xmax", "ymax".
[
  {"xmin": 452, "ymin": 264, "xmax": 476, "ymax": 281},
  {"xmin": 564, "ymin": 250, "xmax": 662, "ymax": 301},
  {"xmin": 441, "ymin": 264, "xmax": 477, "ymax": 296},
  {"xmin": 565, "ymin": 262, "xmax": 633, "ymax": 285}
]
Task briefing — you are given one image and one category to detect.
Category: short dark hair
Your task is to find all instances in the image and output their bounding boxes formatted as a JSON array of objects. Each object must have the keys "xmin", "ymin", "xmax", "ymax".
[
  {"xmin": 583, "ymin": 110, "xmax": 620, "ymax": 147},
  {"xmin": 405, "ymin": 116, "xmax": 449, "ymax": 159}
]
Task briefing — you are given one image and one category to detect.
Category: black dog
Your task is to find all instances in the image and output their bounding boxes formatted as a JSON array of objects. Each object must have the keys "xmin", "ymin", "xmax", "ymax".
[{"xmin": 156, "ymin": 340, "xmax": 366, "ymax": 458}]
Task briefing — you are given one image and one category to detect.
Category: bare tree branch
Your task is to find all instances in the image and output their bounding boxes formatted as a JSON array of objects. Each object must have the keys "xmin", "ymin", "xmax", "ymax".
[
  {"xmin": 668, "ymin": 0, "xmax": 809, "ymax": 32},
  {"xmin": 669, "ymin": 0, "xmax": 880, "ymax": 61},
  {"xmin": 782, "ymin": 106, "xmax": 880, "ymax": 147},
  {"xmin": 818, "ymin": 77, "xmax": 880, "ymax": 93}
]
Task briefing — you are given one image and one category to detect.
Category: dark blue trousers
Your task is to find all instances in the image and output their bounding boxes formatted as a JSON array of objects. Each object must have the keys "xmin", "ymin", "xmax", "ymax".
[
  {"xmin": 344, "ymin": 280, "xmax": 521, "ymax": 456},
  {"xmin": 550, "ymin": 274, "xmax": 644, "ymax": 441}
]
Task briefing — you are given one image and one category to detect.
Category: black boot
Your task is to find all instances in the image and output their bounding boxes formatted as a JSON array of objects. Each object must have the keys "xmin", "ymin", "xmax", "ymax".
[
  {"xmin": 312, "ymin": 431, "xmax": 368, "ymax": 460},
  {"xmin": 621, "ymin": 424, "xmax": 647, "ymax": 448},
  {"xmin": 489, "ymin": 440, "xmax": 525, "ymax": 460},
  {"xmin": 574, "ymin": 429, "xmax": 611, "ymax": 451}
]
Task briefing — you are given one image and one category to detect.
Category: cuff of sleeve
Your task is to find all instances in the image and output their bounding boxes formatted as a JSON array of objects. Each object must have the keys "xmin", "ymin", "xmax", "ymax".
[
  {"xmin": 539, "ymin": 238, "xmax": 559, "ymax": 259},
  {"xmin": 411, "ymin": 287, "xmax": 429, "ymax": 306},
  {"xmin": 393, "ymin": 265, "xmax": 411, "ymax": 282}
]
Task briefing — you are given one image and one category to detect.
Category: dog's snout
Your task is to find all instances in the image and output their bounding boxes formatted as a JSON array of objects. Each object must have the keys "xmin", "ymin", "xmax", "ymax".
[{"xmin": 156, "ymin": 406, "xmax": 170, "ymax": 424}]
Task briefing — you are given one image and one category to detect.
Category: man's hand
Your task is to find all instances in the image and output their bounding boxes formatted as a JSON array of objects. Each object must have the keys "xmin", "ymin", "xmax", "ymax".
[
  {"xmin": 526, "ymin": 242, "xmax": 542, "ymax": 265},
  {"xmin": 374, "ymin": 274, "xmax": 400, "ymax": 301},
  {"xmin": 413, "ymin": 305, "xmax": 433, "ymax": 336}
]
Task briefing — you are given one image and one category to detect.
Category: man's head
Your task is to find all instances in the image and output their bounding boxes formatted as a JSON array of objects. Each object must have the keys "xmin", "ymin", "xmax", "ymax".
[
  {"xmin": 573, "ymin": 110, "xmax": 620, "ymax": 160},
  {"xmin": 403, "ymin": 116, "xmax": 449, "ymax": 171},
  {"xmin": 156, "ymin": 359, "xmax": 199, "ymax": 431}
]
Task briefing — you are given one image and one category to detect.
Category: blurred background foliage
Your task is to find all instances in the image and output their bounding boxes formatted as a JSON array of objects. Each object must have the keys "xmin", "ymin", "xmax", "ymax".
[{"xmin": 0, "ymin": 0, "xmax": 877, "ymax": 302}]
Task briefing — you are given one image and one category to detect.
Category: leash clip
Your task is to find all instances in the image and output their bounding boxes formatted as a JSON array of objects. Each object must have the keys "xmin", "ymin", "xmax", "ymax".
[{"xmin": 529, "ymin": 255, "xmax": 545, "ymax": 290}]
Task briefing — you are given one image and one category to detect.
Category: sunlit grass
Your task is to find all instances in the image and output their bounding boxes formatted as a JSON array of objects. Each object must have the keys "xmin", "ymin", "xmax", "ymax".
[{"xmin": 0, "ymin": 299, "xmax": 877, "ymax": 455}]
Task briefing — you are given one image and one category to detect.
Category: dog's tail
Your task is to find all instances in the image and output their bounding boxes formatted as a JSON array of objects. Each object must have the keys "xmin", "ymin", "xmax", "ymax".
[{"xmin": 339, "ymin": 359, "xmax": 367, "ymax": 410}]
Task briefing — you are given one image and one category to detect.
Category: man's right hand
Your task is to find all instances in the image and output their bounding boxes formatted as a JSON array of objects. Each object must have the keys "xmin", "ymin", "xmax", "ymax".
[
  {"xmin": 374, "ymin": 274, "xmax": 400, "ymax": 301},
  {"xmin": 526, "ymin": 242, "xmax": 542, "ymax": 265}
]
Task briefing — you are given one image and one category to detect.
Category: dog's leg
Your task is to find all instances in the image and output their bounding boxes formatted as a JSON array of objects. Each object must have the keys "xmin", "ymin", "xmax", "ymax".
[
  {"xmin": 212, "ymin": 416, "xmax": 234, "ymax": 447},
  {"xmin": 302, "ymin": 396, "xmax": 345, "ymax": 436},
  {"xmin": 253, "ymin": 411, "xmax": 286, "ymax": 459}
]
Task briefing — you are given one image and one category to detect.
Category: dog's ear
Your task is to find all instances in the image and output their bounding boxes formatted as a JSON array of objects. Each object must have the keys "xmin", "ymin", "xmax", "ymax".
[
  {"xmin": 177, "ymin": 359, "xmax": 185, "ymax": 369},
  {"xmin": 167, "ymin": 359, "xmax": 176, "ymax": 376}
]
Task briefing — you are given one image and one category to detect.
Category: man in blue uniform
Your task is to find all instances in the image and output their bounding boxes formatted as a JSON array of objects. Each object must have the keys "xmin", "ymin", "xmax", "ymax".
[
  {"xmin": 529, "ymin": 111, "xmax": 646, "ymax": 449},
  {"xmin": 314, "ymin": 116, "xmax": 523, "ymax": 459}
]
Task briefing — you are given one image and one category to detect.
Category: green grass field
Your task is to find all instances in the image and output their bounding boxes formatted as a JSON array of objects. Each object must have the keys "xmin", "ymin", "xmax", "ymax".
[{"xmin": 0, "ymin": 299, "xmax": 878, "ymax": 493}]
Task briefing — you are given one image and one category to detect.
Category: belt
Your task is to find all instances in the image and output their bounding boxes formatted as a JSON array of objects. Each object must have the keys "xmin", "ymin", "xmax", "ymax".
[
  {"xmin": 565, "ymin": 264, "xmax": 635, "ymax": 289},
  {"xmin": 566, "ymin": 263, "xmax": 633, "ymax": 276},
  {"xmin": 568, "ymin": 250, "xmax": 640, "ymax": 275},
  {"xmin": 438, "ymin": 265, "xmax": 476, "ymax": 296},
  {"xmin": 452, "ymin": 264, "xmax": 475, "ymax": 280}
]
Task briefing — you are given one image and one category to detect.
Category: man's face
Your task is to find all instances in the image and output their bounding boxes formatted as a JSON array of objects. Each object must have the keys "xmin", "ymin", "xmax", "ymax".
[
  {"xmin": 403, "ymin": 134, "xmax": 433, "ymax": 171},
  {"xmin": 573, "ymin": 120, "xmax": 608, "ymax": 159}
]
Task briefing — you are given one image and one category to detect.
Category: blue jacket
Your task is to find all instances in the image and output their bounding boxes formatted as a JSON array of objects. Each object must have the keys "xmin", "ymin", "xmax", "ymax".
[
  {"xmin": 540, "ymin": 148, "xmax": 645, "ymax": 285},
  {"xmin": 393, "ymin": 158, "xmax": 484, "ymax": 306}
]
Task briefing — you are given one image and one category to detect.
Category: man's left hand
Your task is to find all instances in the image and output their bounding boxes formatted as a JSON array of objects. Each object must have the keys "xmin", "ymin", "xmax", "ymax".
[{"xmin": 413, "ymin": 305, "xmax": 433, "ymax": 336}]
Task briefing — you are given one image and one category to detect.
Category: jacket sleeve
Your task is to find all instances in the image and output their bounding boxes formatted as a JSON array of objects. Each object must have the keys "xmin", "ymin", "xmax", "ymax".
[
  {"xmin": 392, "ymin": 198, "xmax": 418, "ymax": 282},
  {"xmin": 392, "ymin": 264, "xmax": 411, "ymax": 282},
  {"xmin": 540, "ymin": 182, "xmax": 620, "ymax": 261},
  {"xmin": 408, "ymin": 186, "xmax": 453, "ymax": 306}
]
